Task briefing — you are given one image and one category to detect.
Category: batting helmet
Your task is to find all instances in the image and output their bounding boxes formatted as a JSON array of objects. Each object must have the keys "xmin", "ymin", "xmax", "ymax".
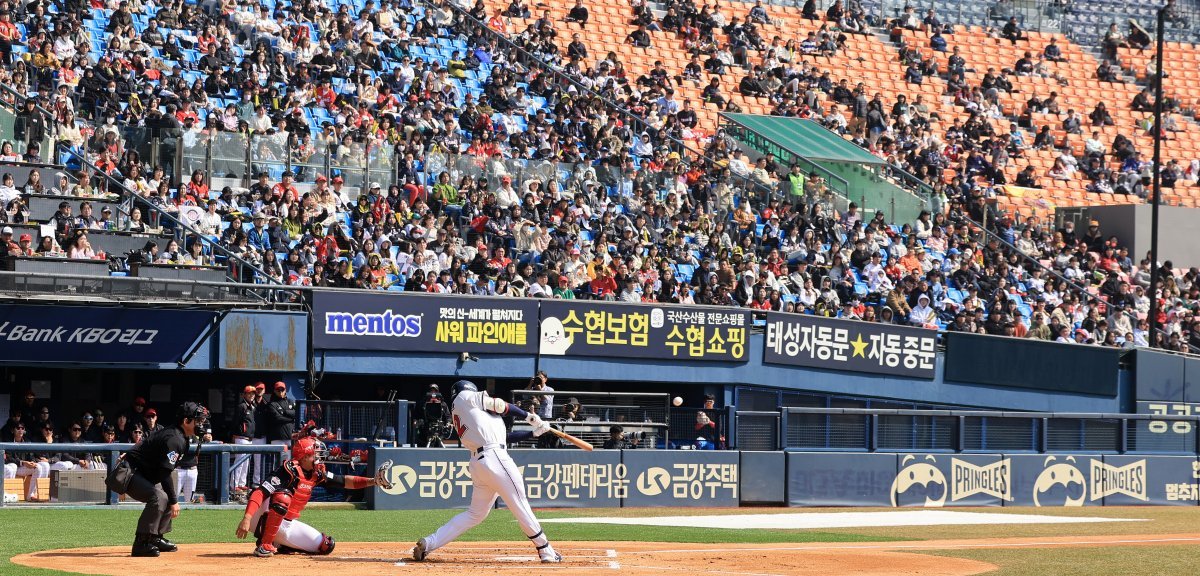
[
  {"xmin": 451, "ymin": 380, "xmax": 478, "ymax": 402},
  {"xmin": 293, "ymin": 437, "xmax": 329, "ymax": 462}
]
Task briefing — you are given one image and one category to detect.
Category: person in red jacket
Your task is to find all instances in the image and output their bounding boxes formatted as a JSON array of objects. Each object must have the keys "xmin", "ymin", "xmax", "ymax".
[{"xmin": 234, "ymin": 435, "xmax": 390, "ymax": 557}]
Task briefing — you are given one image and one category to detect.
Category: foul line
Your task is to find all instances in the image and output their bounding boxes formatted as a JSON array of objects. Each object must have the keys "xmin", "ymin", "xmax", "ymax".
[
  {"xmin": 637, "ymin": 536, "xmax": 1200, "ymax": 555},
  {"xmin": 622, "ymin": 564, "xmax": 785, "ymax": 576}
]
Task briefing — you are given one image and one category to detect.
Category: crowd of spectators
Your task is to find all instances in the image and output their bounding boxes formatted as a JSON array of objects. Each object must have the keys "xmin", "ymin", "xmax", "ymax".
[
  {"xmin": 1, "ymin": 390, "xmax": 151, "ymax": 501},
  {"xmin": 0, "ymin": 0, "xmax": 1195, "ymax": 352}
]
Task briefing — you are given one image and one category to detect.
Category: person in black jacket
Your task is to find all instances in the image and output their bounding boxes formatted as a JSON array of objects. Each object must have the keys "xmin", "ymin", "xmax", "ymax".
[
  {"xmin": 264, "ymin": 382, "xmax": 296, "ymax": 454},
  {"xmin": 229, "ymin": 385, "xmax": 257, "ymax": 494},
  {"xmin": 122, "ymin": 402, "xmax": 207, "ymax": 557}
]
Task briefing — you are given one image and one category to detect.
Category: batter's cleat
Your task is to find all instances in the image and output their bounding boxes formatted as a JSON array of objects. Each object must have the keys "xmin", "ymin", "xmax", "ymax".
[
  {"xmin": 412, "ymin": 538, "xmax": 429, "ymax": 561},
  {"xmin": 254, "ymin": 544, "xmax": 277, "ymax": 558},
  {"xmin": 539, "ymin": 547, "xmax": 562, "ymax": 563},
  {"xmin": 151, "ymin": 536, "xmax": 178, "ymax": 552}
]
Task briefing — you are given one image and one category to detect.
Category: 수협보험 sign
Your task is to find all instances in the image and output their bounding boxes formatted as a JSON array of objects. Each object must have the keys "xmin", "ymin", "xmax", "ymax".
[
  {"xmin": 311, "ymin": 292, "xmax": 538, "ymax": 353},
  {"xmin": 538, "ymin": 300, "xmax": 750, "ymax": 362},
  {"xmin": 763, "ymin": 312, "xmax": 936, "ymax": 378}
]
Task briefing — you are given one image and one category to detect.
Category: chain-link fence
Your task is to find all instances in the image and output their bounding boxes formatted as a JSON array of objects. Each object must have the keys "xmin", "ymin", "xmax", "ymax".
[
  {"xmin": 296, "ymin": 400, "xmax": 406, "ymax": 443},
  {"xmin": 734, "ymin": 411, "xmax": 781, "ymax": 451}
]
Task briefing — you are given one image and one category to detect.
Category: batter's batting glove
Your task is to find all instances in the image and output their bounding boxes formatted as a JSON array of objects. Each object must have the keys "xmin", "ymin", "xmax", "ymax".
[
  {"xmin": 526, "ymin": 413, "xmax": 544, "ymax": 428},
  {"xmin": 375, "ymin": 460, "xmax": 393, "ymax": 490},
  {"xmin": 532, "ymin": 421, "xmax": 551, "ymax": 437}
]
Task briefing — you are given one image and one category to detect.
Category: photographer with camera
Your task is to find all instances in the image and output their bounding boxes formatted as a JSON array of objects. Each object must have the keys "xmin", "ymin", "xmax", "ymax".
[{"xmin": 602, "ymin": 425, "xmax": 640, "ymax": 450}]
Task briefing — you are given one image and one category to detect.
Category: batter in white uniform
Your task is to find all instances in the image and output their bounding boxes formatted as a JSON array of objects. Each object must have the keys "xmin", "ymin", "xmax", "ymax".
[{"xmin": 412, "ymin": 380, "xmax": 560, "ymax": 563}]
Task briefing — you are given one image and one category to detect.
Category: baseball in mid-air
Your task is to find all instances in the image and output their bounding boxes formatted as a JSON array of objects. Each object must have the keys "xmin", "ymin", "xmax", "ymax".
[{"xmin": 672, "ymin": 396, "xmax": 683, "ymax": 407}]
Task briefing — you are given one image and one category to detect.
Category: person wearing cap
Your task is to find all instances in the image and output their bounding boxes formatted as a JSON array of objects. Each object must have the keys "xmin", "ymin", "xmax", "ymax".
[
  {"xmin": 1, "ymin": 226, "xmax": 18, "ymax": 257},
  {"xmin": 119, "ymin": 401, "xmax": 208, "ymax": 557},
  {"xmin": 229, "ymin": 385, "xmax": 258, "ymax": 496},
  {"xmin": 263, "ymin": 382, "xmax": 296, "ymax": 455},
  {"xmin": 143, "ymin": 407, "xmax": 164, "ymax": 435},
  {"xmin": 247, "ymin": 211, "xmax": 272, "ymax": 252}
]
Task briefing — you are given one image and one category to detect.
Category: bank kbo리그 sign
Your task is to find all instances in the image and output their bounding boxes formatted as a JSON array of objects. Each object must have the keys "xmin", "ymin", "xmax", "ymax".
[
  {"xmin": 311, "ymin": 292, "xmax": 538, "ymax": 353},
  {"xmin": 0, "ymin": 304, "xmax": 216, "ymax": 364}
]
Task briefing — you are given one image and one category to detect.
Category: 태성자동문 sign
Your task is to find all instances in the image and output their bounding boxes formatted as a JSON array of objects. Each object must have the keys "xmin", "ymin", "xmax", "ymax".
[
  {"xmin": 763, "ymin": 312, "xmax": 936, "ymax": 378},
  {"xmin": 0, "ymin": 304, "xmax": 216, "ymax": 364},
  {"xmin": 311, "ymin": 291, "xmax": 538, "ymax": 353},
  {"xmin": 537, "ymin": 300, "xmax": 750, "ymax": 362}
]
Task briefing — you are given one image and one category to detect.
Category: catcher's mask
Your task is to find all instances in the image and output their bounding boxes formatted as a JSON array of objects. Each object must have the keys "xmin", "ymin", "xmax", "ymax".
[{"xmin": 293, "ymin": 437, "xmax": 330, "ymax": 463}]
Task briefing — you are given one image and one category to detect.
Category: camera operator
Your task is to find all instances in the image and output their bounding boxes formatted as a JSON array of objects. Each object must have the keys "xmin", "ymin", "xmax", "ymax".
[
  {"xmin": 417, "ymin": 384, "xmax": 452, "ymax": 447},
  {"xmin": 603, "ymin": 425, "xmax": 640, "ymax": 450}
]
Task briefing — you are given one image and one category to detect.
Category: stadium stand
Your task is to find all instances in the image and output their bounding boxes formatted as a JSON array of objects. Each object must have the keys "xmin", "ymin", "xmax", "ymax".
[{"xmin": 0, "ymin": 0, "xmax": 1196, "ymax": 353}]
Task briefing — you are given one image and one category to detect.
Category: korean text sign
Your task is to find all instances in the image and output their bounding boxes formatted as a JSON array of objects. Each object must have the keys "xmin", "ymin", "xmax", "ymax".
[
  {"xmin": 0, "ymin": 304, "xmax": 215, "ymax": 364},
  {"xmin": 763, "ymin": 312, "xmax": 936, "ymax": 378},
  {"xmin": 538, "ymin": 300, "xmax": 750, "ymax": 362},
  {"xmin": 311, "ymin": 292, "xmax": 538, "ymax": 353}
]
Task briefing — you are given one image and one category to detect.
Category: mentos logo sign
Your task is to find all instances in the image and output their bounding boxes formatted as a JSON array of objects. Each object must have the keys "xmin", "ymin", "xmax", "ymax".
[{"xmin": 324, "ymin": 311, "xmax": 422, "ymax": 337}]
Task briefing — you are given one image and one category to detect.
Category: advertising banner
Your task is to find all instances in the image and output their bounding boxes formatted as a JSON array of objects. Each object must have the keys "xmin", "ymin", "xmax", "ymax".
[
  {"xmin": 764, "ymin": 312, "xmax": 936, "ymax": 378},
  {"xmin": 312, "ymin": 292, "xmax": 538, "ymax": 353},
  {"xmin": 891, "ymin": 453, "xmax": 1008, "ymax": 507},
  {"xmin": 1094, "ymin": 455, "xmax": 1197, "ymax": 506},
  {"xmin": 538, "ymin": 300, "xmax": 750, "ymax": 362},
  {"xmin": 510, "ymin": 450, "xmax": 625, "ymax": 509},
  {"xmin": 1005, "ymin": 454, "xmax": 1101, "ymax": 507},
  {"xmin": 0, "ymin": 304, "xmax": 215, "ymax": 364},
  {"xmin": 370, "ymin": 448, "xmax": 625, "ymax": 510},
  {"xmin": 622, "ymin": 450, "xmax": 740, "ymax": 507},
  {"xmin": 371, "ymin": 448, "xmax": 473, "ymax": 510},
  {"xmin": 787, "ymin": 452, "xmax": 899, "ymax": 507}
]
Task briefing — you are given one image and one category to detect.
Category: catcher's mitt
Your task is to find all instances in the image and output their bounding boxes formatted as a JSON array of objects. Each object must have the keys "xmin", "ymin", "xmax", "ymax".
[{"xmin": 375, "ymin": 459, "xmax": 394, "ymax": 490}]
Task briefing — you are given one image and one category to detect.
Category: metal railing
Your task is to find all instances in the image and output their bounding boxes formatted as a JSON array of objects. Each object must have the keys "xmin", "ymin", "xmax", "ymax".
[
  {"xmin": 0, "ymin": 442, "xmax": 285, "ymax": 505},
  {"xmin": 179, "ymin": 130, "xmax": 395, "ymax": 193},
  {"xmin": 0, "ymin": 83, "xmax": 283, "ymax": 287},
  {"xmin": 776, "ymin": 407, "xmax": 1200, "ymax": 454},
  {"xmin": 0, "ymin": 270, "xmax": 274, "ymax": 304}
]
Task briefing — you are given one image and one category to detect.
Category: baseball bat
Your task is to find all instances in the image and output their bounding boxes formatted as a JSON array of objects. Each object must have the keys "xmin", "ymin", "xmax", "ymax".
[{"xmin": 549, "ymin": 427, "xmax": 593, "ymax": 451}]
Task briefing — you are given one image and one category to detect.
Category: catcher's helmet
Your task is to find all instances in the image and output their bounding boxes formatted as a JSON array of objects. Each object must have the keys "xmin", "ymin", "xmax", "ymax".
[
  {"xmin": 451, "ymin": 380, "xmax": 478, "ymax": 402},
  {"xmin": 293, "ymin": 436, "xmax": 329, "ymax": 462}
]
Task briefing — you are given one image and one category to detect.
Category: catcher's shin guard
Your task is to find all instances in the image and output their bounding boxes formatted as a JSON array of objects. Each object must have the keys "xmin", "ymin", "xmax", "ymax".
[{"xmin": 259, "ymin": 492, "xmax": 291, "ymax": 549}]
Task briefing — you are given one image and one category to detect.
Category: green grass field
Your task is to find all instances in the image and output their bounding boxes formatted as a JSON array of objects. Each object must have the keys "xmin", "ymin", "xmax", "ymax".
[{"xmin": 2, "ymin": 506, "xmax": 1200, "ymax": 575}]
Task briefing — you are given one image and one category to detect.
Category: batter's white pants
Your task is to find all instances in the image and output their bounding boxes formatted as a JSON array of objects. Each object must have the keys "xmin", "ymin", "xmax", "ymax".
[
  {"xmin": 251, "ymin": 437, "xmax": 267, "ymax": 485},
  {"xmin": 177, "ymin": 467, "xmax": 198, "ymax": 502},
  {"xmin": 423, "ymin": 447, "xmax": 550, "ymax": 553},
  {"xmin": 230, "ymin": 437, "xmax": 252, "ymax": 489}
]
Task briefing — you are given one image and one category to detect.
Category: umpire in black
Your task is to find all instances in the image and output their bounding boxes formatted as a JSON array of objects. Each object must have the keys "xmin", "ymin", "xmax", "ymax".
[{"xmin": 123, "ymin": 401, "xmax": 208, "ymax": 557}]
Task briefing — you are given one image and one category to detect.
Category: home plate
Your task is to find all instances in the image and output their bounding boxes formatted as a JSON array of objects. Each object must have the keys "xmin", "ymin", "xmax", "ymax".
[{"xmin": 540, "ymin": 511, "xmax": 1144, "ymax": 530}]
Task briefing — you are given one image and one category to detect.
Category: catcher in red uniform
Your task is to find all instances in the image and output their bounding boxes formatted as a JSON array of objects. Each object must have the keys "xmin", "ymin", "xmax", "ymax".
[{"xmin": 234, "ymin": 435, "xmax": 392, "ymax": 557}]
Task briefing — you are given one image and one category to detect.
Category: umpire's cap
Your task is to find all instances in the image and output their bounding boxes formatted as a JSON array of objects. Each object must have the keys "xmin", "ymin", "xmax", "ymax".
[{"xmin": 451, "ymin": 380, "xmax": 477, "ymax": 402}]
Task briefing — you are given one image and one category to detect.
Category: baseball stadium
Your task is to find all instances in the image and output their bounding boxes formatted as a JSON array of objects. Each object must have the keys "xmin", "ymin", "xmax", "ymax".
[{"xmin": 5, "ymin": 0, "xmax": 1200, "ymax": 572}]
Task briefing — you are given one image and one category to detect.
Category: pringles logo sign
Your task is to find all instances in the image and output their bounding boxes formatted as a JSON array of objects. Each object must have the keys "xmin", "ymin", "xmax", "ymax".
[
  {"xmin": 952, "ymin": 458, "xmax": 1011, "ymax": 501},
  {"xmin": 1090, "ymin": 460, "xmax": 1147, "ymax": 502},
  {"xmin": 1031, "ymin": 456, "xmax": 1147, "ymax": 506},
  {"xmin": 892, "ymin": 455, "xmax": 1011, "ymax": 507}
]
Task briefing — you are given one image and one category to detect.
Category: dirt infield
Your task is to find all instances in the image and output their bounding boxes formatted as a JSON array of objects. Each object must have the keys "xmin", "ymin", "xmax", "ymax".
[{"xmin": 14, "ymin": 534, "xmax": 1200, "ymax": 576}]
